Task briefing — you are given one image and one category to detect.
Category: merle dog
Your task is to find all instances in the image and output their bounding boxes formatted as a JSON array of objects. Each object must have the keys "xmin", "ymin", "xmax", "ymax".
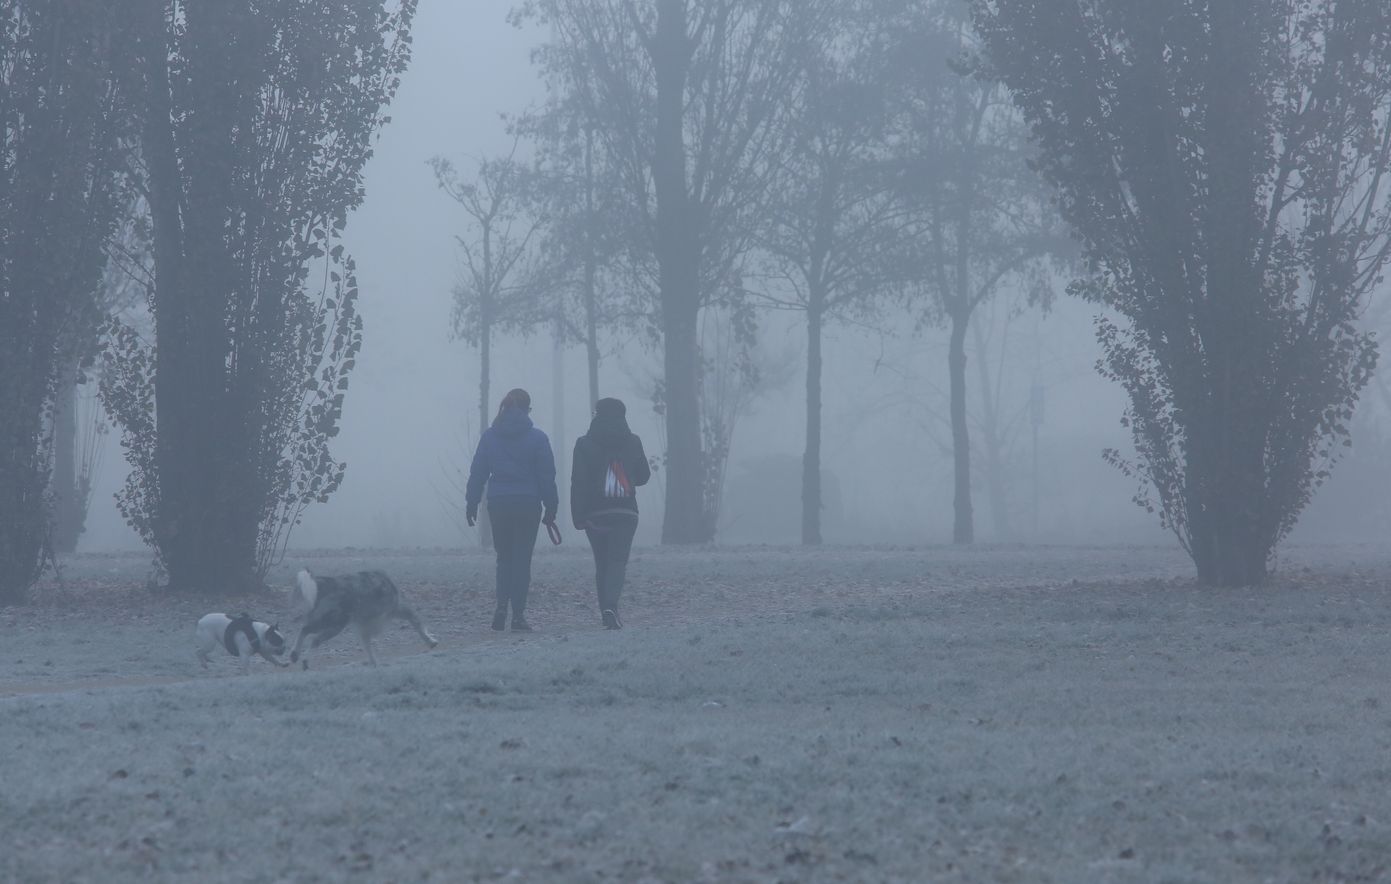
[{"xmin": 289, "ymin": 570, "xmax": 438, "ymax": 669}]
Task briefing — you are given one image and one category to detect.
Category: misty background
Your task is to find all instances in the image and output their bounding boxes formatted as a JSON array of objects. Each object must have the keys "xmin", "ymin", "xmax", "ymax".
[{"xmin": 68, "ymin": 1, "xmax": 1387, "ymax": 554}]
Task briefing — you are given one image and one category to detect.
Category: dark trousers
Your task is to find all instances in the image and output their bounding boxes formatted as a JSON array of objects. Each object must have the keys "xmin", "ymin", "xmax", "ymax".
[
  {"xmin": 585, "ymin": 515, "xmax": 637, "ymax": 613},
  {"xmin": 489, "ymin": 496, "xmax": 542, "ymax": 619}
]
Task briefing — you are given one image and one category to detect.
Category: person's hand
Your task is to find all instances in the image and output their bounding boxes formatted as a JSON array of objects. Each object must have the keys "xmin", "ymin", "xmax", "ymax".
[
  {"xmin": 466, "ymin": 505, "xmax": 478, "ymax": 528},
  {"xmin": 542, "ymin": 510, "xmax": 557, "ymax": 526}
]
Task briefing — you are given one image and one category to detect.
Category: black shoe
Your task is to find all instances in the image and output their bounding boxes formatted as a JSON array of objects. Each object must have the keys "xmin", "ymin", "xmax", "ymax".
[
  {"xmin": 511, "ymin": 617, "xmax": 533, "ymax": 632},
  {"xmin": 602, "ymin": 609, "xmax": 621, "ymax": 630},
  {"xmin": 492, "ymin": 607, "xmax": 507, "ymax": 631}
]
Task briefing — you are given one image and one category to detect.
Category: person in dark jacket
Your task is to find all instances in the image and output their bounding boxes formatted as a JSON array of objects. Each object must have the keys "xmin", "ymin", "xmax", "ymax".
[
  {"xmin": 571, "ymin": 397, "xmax": 650, "ymax": 629},
  {"xmin": 466, "ymin": 388, "xmax": 559, "ymax": 632}
]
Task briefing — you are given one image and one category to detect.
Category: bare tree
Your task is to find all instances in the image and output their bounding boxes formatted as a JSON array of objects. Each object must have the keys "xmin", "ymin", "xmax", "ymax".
[
  {"xmin": 517, "ymin": 0, "xmax": 825, "ymax": 543},
  {"xmin": 431, "ymin": 148, "xmax": 551, "ymax": 449},
  {"xmin": 751, "ymin": 0, "xmax": 915, "ymax": 545},
  {"xmin": 518, "ymin": 116, "xmax": 646, "ymax": 411},
  {"xmin": 897, "ymin": 3, "xmax": 1065, "ymax": 544},
  {"xmin": 429, "ymin": 146, "xmax": 550, "ymax": 547},
  {"xmin": 698, "ymin": 304, "xmax": 797, "ymax": 535},
  {"xmin": 965, "ymin": 278, "xmax": 1054, "ymax": 540},
  {"xmin": 976, "ymin": 0, "xmax": 1391, "ymax": 584}
]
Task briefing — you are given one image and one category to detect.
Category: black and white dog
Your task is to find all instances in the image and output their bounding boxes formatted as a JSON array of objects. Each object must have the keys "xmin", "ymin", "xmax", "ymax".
[
  {"xmin": 289, "ymin": 569, "xmax": 438, "ymax": 668},
  {"xmin": 195, "ymin": 613, "xmax": 289, "ymax": 674}
]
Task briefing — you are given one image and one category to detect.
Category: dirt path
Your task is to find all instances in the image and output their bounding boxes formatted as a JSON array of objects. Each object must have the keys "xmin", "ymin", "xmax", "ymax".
[{"xmin": 4, "ymin": 543, "xmax": 1384, "ymax": 702}]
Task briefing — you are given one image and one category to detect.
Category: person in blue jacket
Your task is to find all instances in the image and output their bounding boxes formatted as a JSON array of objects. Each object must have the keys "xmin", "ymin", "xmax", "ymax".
[{"xmin": 466, "ymin": 388, "xmax": 559, "ymax": 631}]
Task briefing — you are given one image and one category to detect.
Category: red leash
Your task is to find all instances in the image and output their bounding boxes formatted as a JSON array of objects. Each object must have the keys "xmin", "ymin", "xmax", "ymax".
[{"xmin": 545, "ymin": 521, "xmax": 562, "ymax": 545}]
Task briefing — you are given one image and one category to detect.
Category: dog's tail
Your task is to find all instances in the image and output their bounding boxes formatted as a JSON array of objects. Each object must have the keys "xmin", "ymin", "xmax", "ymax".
[{"xmin": 294, "ymin": 569, "xmax": 318, "ymax": 613}]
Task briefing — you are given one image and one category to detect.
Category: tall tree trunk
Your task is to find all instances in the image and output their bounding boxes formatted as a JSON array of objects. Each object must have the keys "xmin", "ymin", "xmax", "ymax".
[
  {"xmin": 1189, "ymin": 3, "xmax": 1268, "ymax": 587},
  {"xmin": 0, "ymin": 389, "xmax": 45, "ymax": 606},
  {"xmin": 1189, "ymin": 416, "xmax": 1268, "ymax": 586},
  {"xmin": 583, "ymin": 127, "xmax": 600, "ymax": 410},
  {"xmin": 478, "ymin": 319, "xmax": 493, "ymax": 550},
  {"xmin": 553, "ymin": 312, "xmax": 567, "ymax": 519},
  {"xmin": 137, "ymin": 0, "xmax": 264, "ymax": 593},
  {"xmin": 0, "ymin": 269, "xmax": 48, "ymax": 603},
  {"xmin": 949, "ymin": 310, "xmax": 973, "ymax": 544},
  {"xmin": 970, "ymin": 317, "xmax": 1012, "ymax": 541},
  {"xmin": 660, "ymin": 294, "xmax": 706, "ymax": 543},
  {"xmin": 585, "ymin": 283, "xmax": 600, "ymax": 412},
  {"xmin": 802, "ymin": 301, "xmax": 824, "ymax": 546},
  {"xmin": 141, "ymin": 0, "xmax": 202, "ymax": 591},
  {"xmin": 189, "ymin": 4, "xmax": 254, "ymax": 592},
  {"xmin": 653, "ymin": 0, "xmax": 708, "ymax": 544},
  {"xmin": 51, "ymin": 370, "xmax": 83, "ymax": 554}
]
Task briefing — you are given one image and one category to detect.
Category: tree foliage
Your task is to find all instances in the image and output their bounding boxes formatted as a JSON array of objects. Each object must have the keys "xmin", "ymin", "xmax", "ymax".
[
  {"xmin": 0, "ymin": 0, "xmax": 130, "ymax": 604},
  {"xmin": 51, "ymin": 197, "xmax": 152, "ymax": 555},
  {"xmin": 975, "ymin": 0, "xmax": 1391, "ymax": 584},
  {"xmin": 102, "ymin": 0, "xmax": 416, "ymax": 592},
  {"xmin": 516, "ymin": 0, "xmax": 826, "ymax": 543},
  {"xmin": 514, "ymin": 114, "xmax": 645, "ymax": 410}
]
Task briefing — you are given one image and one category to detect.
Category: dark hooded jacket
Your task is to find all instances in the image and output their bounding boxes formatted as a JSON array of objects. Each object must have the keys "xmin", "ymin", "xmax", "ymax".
[
  {"xmin": 466, "ymin": 406, "xmax": 559, "ymax": 516},
  {"xmin": 570, "ymin": 411, "xmax": 651, "ymax": 527}
]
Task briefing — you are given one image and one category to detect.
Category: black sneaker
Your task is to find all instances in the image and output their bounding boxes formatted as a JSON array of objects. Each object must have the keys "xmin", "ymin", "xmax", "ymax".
[
  {"xmin": 511, "ymin": 617, "xmax": 533, "ymax": 632},
  {"xmin": 602, "ymin": 609, "xmax": 621, "ymax": 630}
]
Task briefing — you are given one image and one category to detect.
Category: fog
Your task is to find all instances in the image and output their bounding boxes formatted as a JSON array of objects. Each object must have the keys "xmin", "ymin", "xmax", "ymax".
[
  {"xmin": 71, "ymin": 0, "xmax": 1386, "ymax": 556},
  {"xmin": 12, "ymin": 3, "xmax": 1391, "ymax": 878}
]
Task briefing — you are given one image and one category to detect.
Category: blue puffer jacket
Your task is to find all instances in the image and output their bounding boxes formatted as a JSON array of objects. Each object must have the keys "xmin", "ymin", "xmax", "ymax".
[{"xmin": 465, "ymin": 406, "xmax": 559, "ymax": 517}]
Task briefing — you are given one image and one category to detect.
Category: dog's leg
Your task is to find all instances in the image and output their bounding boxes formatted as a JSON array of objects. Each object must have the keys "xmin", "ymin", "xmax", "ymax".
[
  {"xmin": 357, "ymin": 624, "xmax": 379, "ymax": 666},
  {"xmin": 394, "ymin": 605, "xmax": 438, "ymax": 649},
  {"xmin": 196, "ymin": 646, "xmax": 210, "ymax": 669},
  {"xmin": 289, "ymin": 627, "xmax": 311, "ymax": 663},
  {"xmin": 235, "ymin": 635, "xmax": 252, "ymax": 675},
  {"xmin": 290, "ymin": 628, "xmax": 317, "ymax": 670}
]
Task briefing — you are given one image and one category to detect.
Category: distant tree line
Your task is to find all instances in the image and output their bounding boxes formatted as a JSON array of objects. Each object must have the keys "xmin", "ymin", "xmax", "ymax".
[
  {"xmin": 451, "ymin": 0, "xmax": 1060, "ymax": 548},
  {"xmin": 439, "ymin": 0, "xmax": 1391, "ymax": 586}
]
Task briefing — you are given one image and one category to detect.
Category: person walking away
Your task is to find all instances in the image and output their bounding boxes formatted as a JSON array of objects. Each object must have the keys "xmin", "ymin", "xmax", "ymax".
[
  {"xmin": 571, "ymin": 397, "xmax": 650, "ymax": 629},
  {"xmin": 466, "ymin": 388, "xmax": 559, "ymax": 631}
]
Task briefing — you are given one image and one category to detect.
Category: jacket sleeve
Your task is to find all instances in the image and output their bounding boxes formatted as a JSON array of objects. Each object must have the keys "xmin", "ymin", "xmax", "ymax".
[
  {"xmin": 628, "ymin": 434, "xmax": 652, "ymax": 487},
  {"xmin": 536, "ymin": 432, "xmax": 559, "ymax": 518},
  {"xmin": 570, "ymin": 439, "xmax": 588, "ymax": 527},
  {"xmin": 465, "ymin": 431, "xmax": 491, "ymax": 510}
]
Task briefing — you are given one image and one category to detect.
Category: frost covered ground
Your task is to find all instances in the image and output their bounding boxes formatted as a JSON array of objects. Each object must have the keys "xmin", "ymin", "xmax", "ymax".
[{"xmin": 4, "ymin": 543, "xmax": 1391, "ymax": 882}]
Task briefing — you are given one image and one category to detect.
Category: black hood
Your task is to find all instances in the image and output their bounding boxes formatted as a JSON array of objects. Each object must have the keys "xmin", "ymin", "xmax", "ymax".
[{"xmin": 586, "ymin": 411, "xmax": 631, "ymax": 450}]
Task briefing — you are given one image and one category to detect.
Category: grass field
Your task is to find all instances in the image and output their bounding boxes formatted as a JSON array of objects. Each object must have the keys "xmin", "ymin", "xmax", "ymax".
[{"xmin": 3, "ymin": 543, "xmax": 1391, "ymax": 882}]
